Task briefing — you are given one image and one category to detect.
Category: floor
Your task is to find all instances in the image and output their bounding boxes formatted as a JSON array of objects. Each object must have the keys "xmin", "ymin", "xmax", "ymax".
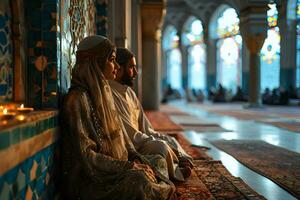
[{"xmin": 169, "ymin": 101, "xmax": 300, "ymax": 200}]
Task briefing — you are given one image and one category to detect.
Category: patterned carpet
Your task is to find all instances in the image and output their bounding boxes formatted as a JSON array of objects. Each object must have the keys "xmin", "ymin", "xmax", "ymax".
[
  {"xmin": 171, "ymin": 134, "xmax": 265, "ymax": 200},
  {"xmin": 145, "ymin": 111, "xmax": 183, "ymax": 131},
  {"xmin": 146, "ymin": 109, "xmax": 266, "ymax": 199},
  {"xmin": 211, "ymin": 140, "xmax": 300, "ymax": 199}
]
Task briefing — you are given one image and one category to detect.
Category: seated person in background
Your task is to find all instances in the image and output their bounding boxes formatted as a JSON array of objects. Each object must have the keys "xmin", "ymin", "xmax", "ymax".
[
  {"xmin": 231, "ymin": 86, "xmax": 246, "ymax": 102},
  {"xmin": 262, "ymin": 87, "xmax": 272, "ymax": 104},
  {"xmin": 192, "ymin": 88, "xmax": 205, "ymax": 102},
  {"xmin": 213, "ymin": 83, "xmax": 226, "ymax": 102},
  {"xmin": 185, "ymin": 87, "xmax": 197, "ymax": 102},
  {"xmin": 161, "ymin": 84, "xmax": 176, "ymax": 103},
  {"xmin": 61, "ymin": 36, "xmax": 175, "ymax": 200},
  {"xmin": 109, "ymin": 47, "xmax": 193, "ymax": 182}
]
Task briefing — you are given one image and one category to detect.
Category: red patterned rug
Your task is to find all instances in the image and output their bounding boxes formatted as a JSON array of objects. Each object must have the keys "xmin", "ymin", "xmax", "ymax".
[
  {"xmin": 194, "ymin": 160, "xmax": 265, "ymax": 200},
  {"xmin": 263, "ymin": 121, "xmax": 300, "ymax": 132},
  {"xmin": 211, "ymin": 140, "xmax": 300, "ymax": 199},
  {"xmin": 169, "ymin": 133, "xmax": 265, "ymax": 200},
  {"xmin": 145, "ymin": 111, "xmax": 183, "ymax": 131}
]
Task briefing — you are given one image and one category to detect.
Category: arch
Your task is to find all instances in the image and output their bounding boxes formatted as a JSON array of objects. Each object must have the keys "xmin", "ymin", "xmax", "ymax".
[
  {"xmin": 209, "ymin": 4, "xmax": 233, "ymax": 39},
  {"xmin": 162, "ymin": 25, "xmax": 182, "ymax": 90},
  {"xmin": 181, "ymin": 16, "xmax": 206, "ymax": 90},
  {"xmin": 210, "ymin": 5, "xmax": 242, "ymax": 93}
]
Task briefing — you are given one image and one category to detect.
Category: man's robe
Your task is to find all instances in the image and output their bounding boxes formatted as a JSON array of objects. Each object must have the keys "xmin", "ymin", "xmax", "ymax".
[{"xmin": 109, "ymin": 80, "xmax": 193, "ymax": 181}]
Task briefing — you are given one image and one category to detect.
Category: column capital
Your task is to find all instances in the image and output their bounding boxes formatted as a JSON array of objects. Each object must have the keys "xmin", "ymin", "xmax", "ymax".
[
  {"xmin": 239, "ymin": 5, "xmax": 268, "ymax": 53},
  {"xmin": 141, "ymin": 1, "xmax": 165, "ymax": 40}
]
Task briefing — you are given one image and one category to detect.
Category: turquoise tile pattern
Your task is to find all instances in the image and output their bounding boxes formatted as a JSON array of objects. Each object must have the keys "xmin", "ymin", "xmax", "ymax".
[
  {"xmin": 25, "ymin": 0, "xmax": 59, "ymax": 109},
  {"xmin": 0, "ymin": 112, "xmax": 59, "ymax": 199},
  {"xmin": 0, "ymin": 143, "xmax": 59, "ymax": 200},
  {"xmin": 96, "ymin": 0, "xmax": 108, "ymax": 36},
  {"xmin": 0, "ymin": 0, "xmax": 13, "ymax": 102}
]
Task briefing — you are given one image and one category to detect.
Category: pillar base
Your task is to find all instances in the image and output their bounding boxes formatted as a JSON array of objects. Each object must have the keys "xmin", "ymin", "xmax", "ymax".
[{"xmin": 243, "ymin": 103, "xmax": 264, "ymax": 109}]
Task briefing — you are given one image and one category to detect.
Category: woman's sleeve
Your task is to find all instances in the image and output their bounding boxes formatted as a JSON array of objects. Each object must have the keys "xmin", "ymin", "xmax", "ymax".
[{"xmin": 63, "ymin": 91, "xmax": 134, "ymax": 175}]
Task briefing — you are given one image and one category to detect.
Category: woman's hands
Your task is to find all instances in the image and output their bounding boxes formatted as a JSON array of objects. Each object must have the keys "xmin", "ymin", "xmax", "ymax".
[{"xmin": 133, "ymin": 161, "xmax": 156, "ymax": 182}]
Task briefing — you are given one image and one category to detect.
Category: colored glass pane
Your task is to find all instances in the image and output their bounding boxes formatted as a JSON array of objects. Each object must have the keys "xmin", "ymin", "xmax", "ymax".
[
  {"xmin": 182, "ymin": 18, "xmax": 204, "ymax": 45},
  {"xmin": 260, "ymin": 3, "xmax": 280, "ymax": 91},
  {"xmin": 216, "ymin": 8, "xmax": 239, "ymax": 38},
  {"xmin": 188, "ymin": 44, "xmax": 206, "ymax": 90},
  {"xmin": 167, "ymin": 49, "xmax": 182, "ymax": 89}
]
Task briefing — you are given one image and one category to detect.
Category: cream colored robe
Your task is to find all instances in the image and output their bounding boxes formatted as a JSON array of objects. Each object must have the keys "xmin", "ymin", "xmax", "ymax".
[{"xmin": 109, "ymin": 80, "xmax": 193, "ymax": 181}]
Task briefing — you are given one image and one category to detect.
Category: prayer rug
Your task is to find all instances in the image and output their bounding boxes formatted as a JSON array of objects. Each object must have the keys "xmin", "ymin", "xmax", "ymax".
[
  {"xmin": 170, "ymin": 115, "xmax": 217, "ymax": 126},
  {"xmin": 193, "ymin": 160, "xmax": 266, "ymax": 200},
  {"xmin": 182, "ymin": 125, "xmax": 231, "ymax": 132},
  {"xmin": 160, "ymin": 104, "xmax": 191, "ymax": 116},
  {"xmin": 210, "ymin": 140, "xmax": 300, "ymax": 199},
  {"xmin": 145, "ymin": 111, "xmax": 183, "ymax": 131},
  {"xmin": 211, "ymin": 110, "xmax": 272, "ymax": 120},
  {"xmin": 168, "ymin": 132, "xmax": 211, "ymax": 160},
  {"xmin": 175, "ymin": 170, "xmax": 213, "ymax": 200},
  {"xmin": 263, "ymin": 121, "xmax": 300, "ymax": 132}
]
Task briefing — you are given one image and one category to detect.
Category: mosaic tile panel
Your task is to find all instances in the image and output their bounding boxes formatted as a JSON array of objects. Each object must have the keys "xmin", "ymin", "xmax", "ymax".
[
  {"xmin": 96, "ymin": 0, "xmax": 108, "ymax": 36},
  {"xmin": 25, "ymin": 0, "xmax": 59, "ymax": 108},
  {"xmin": 60, "ymin": 0, "xmax": 97, "ymax": 92},
  {"xmin": 0, "ymin": 111, "xmax": 59, "ymax": 199},
  {"xmin": 0, "ymin": 0, "xmax": 13, "ymax": 102},
  {"xmin": 0, "ymin": 143, "xmax": 60, "ymax": 199}
]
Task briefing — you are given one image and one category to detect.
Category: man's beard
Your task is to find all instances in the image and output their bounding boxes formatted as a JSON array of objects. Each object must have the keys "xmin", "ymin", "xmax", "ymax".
[{"xmin": 122, "ymin": 74, "xmax": 134, "ymax": 87}]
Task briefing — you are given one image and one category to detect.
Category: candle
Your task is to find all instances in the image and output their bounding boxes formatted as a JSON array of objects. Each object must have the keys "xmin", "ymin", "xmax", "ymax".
[
  {"xmin": 0, "ymin": 108, "xmax": 16, "ymax": 120},
  {"xmin": 17, "ymin": 104, "xmax": 34, "ymax": 113}
]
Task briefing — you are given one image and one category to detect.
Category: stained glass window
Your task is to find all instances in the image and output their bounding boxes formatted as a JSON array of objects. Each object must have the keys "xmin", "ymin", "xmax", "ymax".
[
  {"xmin": 297, "ymin": 0, "xmax": 300, "ymax": 88},
  {"xmin": 168, "ymin": 49, "xmax": 182, "ymax": 89},
  {"xmin": 163, "ymin": 26, "xmax": 182, "ymax": 90},
  {"xmin": 182, "ymin": 17, "xmax": 206, "ymax": 90},
  {"xmin": 260, "ymin": 4, "xmax": 280, "ymax": 91},
  {"xmin": 188, "ymin": 44, "xmax": 206, "ymax": 90},
  {"xmin": 216, "ymin": 8, "xmax": 242, "ymax": 93}
]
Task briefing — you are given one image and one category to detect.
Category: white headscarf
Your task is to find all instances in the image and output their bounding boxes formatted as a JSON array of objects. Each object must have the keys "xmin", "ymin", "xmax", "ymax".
[{"xmin": 71, "ymin": 35, "xmax": 129, "ymax": 160}]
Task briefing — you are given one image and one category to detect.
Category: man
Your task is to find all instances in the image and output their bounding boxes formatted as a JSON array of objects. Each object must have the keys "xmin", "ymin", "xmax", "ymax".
[{"xmin": 109, "ymin": 48, "xmax": 193, "ymax": 182}]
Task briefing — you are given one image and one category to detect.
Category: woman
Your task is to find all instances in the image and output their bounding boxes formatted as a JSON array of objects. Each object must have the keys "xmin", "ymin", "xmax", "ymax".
[{"xmin": 61, "ymin": 35, "xmax": 175, "ymax": 200}]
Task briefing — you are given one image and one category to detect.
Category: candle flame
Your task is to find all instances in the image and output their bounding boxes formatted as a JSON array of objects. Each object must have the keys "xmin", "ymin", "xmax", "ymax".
[
  {"xmin": 20, "ymin": 104, "xmax": 24, "ymax": 109},
  {"xmin": 3, "ymin": 108, "xmax": 7, "ymax": 114},
  {"xmin": 17, "ymin": 115, "xmax": 25, "ymax": 121}
]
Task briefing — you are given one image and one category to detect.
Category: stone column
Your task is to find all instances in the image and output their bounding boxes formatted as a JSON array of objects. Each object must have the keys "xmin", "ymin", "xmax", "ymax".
[
  {"xmin": 278, "ymin": 5, "xmax": 297, "ymax": 89},
  {"xmin": 107, "ymin": 0, "xmax": 131, "ymax": 48},
  {"xmin": 240, "ymin": 5, "xmax": 268, "ymax": 107},
  {"xmin": 180, "ymin": 44, "xmax": 189, "ymax": 89},
  {"xmin": 131, "ymin": 0, "xmax": 143, "ymax": 99},
  {"xmin": 141, "ymin": 1, "xmax": 165, "ymax": 110},
  {"xmin": 204, "ymin": 27, "xmax": 216, "ymax": 91}
]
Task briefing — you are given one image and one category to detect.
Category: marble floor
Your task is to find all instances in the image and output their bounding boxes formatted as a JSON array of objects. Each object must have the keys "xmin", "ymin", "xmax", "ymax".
[{"xmin": 169, "ymin": 101, "xmax": 300, "ymax": 200}]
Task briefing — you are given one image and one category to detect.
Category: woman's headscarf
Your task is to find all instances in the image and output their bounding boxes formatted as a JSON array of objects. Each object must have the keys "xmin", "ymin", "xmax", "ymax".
[{"xmin": 71, "ymin": 35, "xmax": 128, "ymax": 160}]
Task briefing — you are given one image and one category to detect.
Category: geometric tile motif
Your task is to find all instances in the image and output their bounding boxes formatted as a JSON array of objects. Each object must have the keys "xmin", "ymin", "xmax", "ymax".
[
  {"xmin": 0, "ymin": 0, "xmax": 13, "ymax": 102},
  {"xmin": 0, "ymin": 143, "xmax": 59, "ymax": 199}
]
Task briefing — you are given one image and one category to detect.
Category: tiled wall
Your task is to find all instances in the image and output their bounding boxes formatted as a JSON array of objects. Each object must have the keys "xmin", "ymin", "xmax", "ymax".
[
  {"xmin": 25, "ymin": 0, "xmax": 59, "ymax": 108},
  {"xmin": 60, "ymin": 0, "xmax": 97, "ymax": 92},
  {"xmin": 0, "ymin": 112, "xmax": 59, "ymax": 199},
  {"xmin": 0, "ymin": 0, "xmax": 13, "ymax": 102},
  {"xmin": 96, "ymin": 0, "xmax": 108, "ymax": 36}
]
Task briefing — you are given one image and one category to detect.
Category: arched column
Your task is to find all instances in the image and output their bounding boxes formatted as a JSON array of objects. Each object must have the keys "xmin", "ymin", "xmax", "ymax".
[
  {"xmin": 141, "ymin": 1, "xmax": 165, "ymax": 110},
  {"xmin": 240, "ymin": 5, "xmax": 268, "ymax": 107}
]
